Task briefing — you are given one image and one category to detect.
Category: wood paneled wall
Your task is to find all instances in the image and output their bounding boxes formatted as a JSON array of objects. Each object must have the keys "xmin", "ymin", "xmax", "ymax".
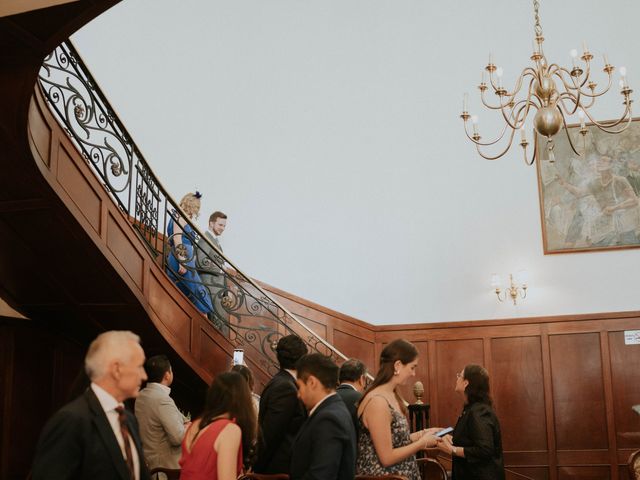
[{"xmin": 261, "ymin": 282, "xmax": 640, "ymax": 480}]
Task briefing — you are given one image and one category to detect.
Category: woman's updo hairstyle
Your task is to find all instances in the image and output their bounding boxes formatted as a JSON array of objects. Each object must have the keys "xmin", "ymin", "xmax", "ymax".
[{"xmin": 362, "ymin": 339, "xmax": 418, "ymax": 414}]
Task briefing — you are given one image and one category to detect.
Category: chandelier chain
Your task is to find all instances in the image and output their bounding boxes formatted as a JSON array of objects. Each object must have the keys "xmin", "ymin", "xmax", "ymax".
[{"xmin": 533, "ymin": 0, "xmax": 543, "ymax": 36}]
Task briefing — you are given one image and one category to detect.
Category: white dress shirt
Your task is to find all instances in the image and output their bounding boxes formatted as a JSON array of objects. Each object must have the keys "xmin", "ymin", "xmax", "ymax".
[{"xmin": 91, "ymin": 383, "xmax": 141, "ymax": 480}]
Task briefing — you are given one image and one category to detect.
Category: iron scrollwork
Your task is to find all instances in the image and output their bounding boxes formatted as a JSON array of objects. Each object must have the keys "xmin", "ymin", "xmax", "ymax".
[{"xmin": 38, "ymin": 41, "xmax": 348, "ymax": 378}]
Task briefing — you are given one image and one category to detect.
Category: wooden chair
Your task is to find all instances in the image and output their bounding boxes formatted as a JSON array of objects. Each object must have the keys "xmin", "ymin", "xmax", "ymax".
[
  {"xmin": 149, "ymin": 467, "xmax": 181, "ymax": 480},
  {"xmin": 629, "ymin": 449, "xmax": 640, "ymax": 480},
  {"xmin": 417, "ymin": 457, "xmax": 448, "ymax": 480},
  {"xmin": 237, "ymin": 474, "xmax": 289, "ymax": 480}
]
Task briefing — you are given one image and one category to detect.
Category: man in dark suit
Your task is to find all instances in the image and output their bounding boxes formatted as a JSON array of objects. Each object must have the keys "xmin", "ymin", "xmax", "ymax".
[
  {"xmin": 254, "ymin": 334, "xmax": 308, "ymax": 474},
  {"xmin": 32, "ymin": 331, "xmax": 150, "ymax": 480},
  {"xmin": 336, "ymin": 358, "xmax": 367, "ymax": 427},
  {"xmin": 290, "ymin": 353, "xmax": 356, "ymax": 480}
]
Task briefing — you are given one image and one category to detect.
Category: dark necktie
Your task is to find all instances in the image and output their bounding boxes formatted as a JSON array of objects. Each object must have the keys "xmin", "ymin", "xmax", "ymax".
[{"xmin": 115, "ymin": 406, "xmax": 136, "ymax": 480}]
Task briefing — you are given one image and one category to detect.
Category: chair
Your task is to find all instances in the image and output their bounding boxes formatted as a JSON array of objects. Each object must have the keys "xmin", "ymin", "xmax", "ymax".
[
  {"xmin": 149, "ymin": 467, "xmax": 181, "ymax": 480},
  {"xmin": 629, "ymin": 449, "xmax": 640, "ymax": 480},
  {"xmin": 237, "ymin": 474, "xmax": 289, "ymax": 480},
  {"xmin": 417, "ymin": 457, "xmax": 448, "ymax": 480}
]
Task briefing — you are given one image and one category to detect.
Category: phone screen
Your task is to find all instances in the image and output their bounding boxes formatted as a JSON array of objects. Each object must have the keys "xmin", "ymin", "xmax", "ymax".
[
  {"xmin": 435, "ymin": 427, "xmax": 453, "ymax": 438},
  {"xmin": 233, "ymin": 349, "xmax": 244, "ymax": 365}
]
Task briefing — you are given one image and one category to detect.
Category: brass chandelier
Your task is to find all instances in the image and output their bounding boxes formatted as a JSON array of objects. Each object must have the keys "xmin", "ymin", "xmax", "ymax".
[{"xmin": 461, "ymin": 0, "xmax": 633, "ymax": 164}]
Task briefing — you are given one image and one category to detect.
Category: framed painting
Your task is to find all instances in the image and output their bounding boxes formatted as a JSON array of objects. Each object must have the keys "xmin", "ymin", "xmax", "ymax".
[{"xmin": 535, "ymin": 118, "xmax": 640, "ymax": 254}]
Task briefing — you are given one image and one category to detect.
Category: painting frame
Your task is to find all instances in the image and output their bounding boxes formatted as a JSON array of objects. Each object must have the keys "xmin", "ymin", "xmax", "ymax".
[{"xmin": 535, "ymin": 117, "xmax": 640, "ymax": 254}]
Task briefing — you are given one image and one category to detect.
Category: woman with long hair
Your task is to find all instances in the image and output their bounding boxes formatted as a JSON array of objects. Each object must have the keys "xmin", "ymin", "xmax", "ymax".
[
  {"xmin": 437, "ymin": 364, "xmax": 505, "ymax": 480},
  {"xmin": 166, "ymin": 192, "xmax": 213, "ymax": 314},
  {"xmin": 356, "ymin": 339, "xmax": 439, "ymax": 480},
  {"xmin": 179, "ymin": 371, "xmax": 256, "ymax": 480}
]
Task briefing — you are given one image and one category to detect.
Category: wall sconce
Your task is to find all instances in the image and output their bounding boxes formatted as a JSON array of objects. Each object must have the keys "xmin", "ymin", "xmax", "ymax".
[{"xmin": 491, "ymin": 271, "xmax": 528, "ymax": 305}]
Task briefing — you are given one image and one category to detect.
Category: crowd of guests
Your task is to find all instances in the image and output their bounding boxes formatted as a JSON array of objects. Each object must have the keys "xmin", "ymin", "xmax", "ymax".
[{"xmin": 31, "ymin": 331, "xmax": 505, "ymax": 480}]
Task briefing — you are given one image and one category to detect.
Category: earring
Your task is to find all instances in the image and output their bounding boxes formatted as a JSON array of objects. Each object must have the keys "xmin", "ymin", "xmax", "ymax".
[{"xmin": 394, "ymin": 370, "xmax": 399, "ymax": 376}]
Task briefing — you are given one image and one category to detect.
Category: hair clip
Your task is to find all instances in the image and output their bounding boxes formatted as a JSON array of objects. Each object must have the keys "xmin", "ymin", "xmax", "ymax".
[{"xmin": 194, "ymin": 190, "xmax": 202, "ymax": 199}]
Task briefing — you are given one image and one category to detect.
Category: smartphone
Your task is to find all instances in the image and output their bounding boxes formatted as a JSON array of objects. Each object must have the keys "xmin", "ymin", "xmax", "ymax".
[
  {"xmin": 435, "ymin": 427, "xmax": 453, "ymax": 438},
  {"xmin": 233, "ymin": 348, "xmax": 244, "ymax": 365}
]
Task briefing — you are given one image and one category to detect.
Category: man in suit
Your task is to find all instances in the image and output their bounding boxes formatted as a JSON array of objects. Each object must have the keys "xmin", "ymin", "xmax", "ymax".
[
  {"xmin": 32, "ymin": 331, "xmax": 150, "ymax": 480},
  {"xmin": 254, "ymin": 334, "xmax": 308, "ymax": 474},
  {"xmin": 290, "ymin": 353, "xmax": 356, "ymax": 480},
  {"xmin": 135, "ymin": 355, "xmax": 188, "ymax": 470},
  {"xmin": 196, "ymin": 211, "xmax": 229, "ymax": 333},
  {"xmin": 336, "ymin": 358, "xmax": 367, "ymax": 427}
]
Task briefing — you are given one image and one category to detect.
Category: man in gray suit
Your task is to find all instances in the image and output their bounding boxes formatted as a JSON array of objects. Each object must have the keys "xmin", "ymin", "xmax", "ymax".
[
  {"xmin": 134, "ymin": 355, "xmax": 188, "ymax": 470},
  {"xmin": 196, "ymin": 211, "xmax": 229, "ymax": 333}
]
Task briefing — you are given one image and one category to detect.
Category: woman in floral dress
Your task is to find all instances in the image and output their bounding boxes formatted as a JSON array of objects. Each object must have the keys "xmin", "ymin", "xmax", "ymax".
[{"xmin": 356, "ymin": 339, "xmax": 440, "ymax": 480}]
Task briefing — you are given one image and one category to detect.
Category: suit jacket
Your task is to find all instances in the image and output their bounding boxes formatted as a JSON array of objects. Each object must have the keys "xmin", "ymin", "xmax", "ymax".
[
  {"xmin": 196, "ymin": 231, "xmax": 225, "ymax": 289},
  {"xmin": 134, "ymin": 383, "xmax": 187, "ymax": 469},
  {"xmin": 254, "ymin": 370, "xmax": 307, "ymax": 474},
  {"xmin": 336, "ymin": 383, "xmax": 362, "ymax": 428},
  {"xmin": 32, "ymin": 388, "xmax": 150, "ymax": 480},
  {"xmin": 290, "ymin": 394, "xmax": 356, "ymax": 480},
  {"xmin": 451, "ymin": 402, "xmax": 505, "ymax": 480}
]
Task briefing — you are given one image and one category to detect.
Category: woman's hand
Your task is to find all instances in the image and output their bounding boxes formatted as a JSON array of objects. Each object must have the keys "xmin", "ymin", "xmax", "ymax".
[
  {"xmin": 436, "ymin": 434, "xmax": 454, "ymax": 455},
  {"xmin": 178, "ymin": 264, "xmax": 187, "ymax": 275},
  {"xmin": 422, "ymin": 434, "xmax": 438, "ymax": 449}
]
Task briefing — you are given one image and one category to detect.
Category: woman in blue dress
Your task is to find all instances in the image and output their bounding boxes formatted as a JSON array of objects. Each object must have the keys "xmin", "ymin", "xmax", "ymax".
[{"xmin": 166, "ymin": 192, "xmax": 214, "ymax": 314}]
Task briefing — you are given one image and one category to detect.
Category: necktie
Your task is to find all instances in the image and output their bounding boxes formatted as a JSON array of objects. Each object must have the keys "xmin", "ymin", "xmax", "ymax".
[{"xmin": 115, "ymin": 406, "xmax": 136, "ymax": 480}]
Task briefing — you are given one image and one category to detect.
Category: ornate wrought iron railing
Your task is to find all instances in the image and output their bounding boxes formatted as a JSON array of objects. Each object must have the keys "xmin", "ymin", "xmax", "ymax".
[{"xmin": 37, "ymin": 41, "xmax": 348, "ymax": 376}]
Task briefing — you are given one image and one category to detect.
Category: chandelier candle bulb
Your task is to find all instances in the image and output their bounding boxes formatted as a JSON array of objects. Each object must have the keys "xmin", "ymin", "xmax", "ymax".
[
  {"xmin": 463, "ymin": 93, "xmax": 469, "ymax": 112},
  {"xmin": 570, "ymin": 49, "xmax": 578, "ymax": 68},
  {"xmin": 578, "ymin": 109, "xmax": 585, "ymax": 129},
  {"xmin": 620, "ymin": 66, "xmax": 628, "ymax": 87},
  {"xmin": 582, "ymin": 40, "xmax": 588, "ymax": 54},
  {"xmin": 520, "ymin": 126, "xmax": 526, "ymax": 142}
]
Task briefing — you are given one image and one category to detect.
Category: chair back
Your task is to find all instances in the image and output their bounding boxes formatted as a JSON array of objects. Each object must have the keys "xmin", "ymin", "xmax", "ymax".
[
  {"xmin": 149, "ymin": 467, "xmax": 181, "ymax": 480},
  {"xmin": 417, "ymin": 457, "xmax": 448, "ymax": 480},
  {"xmin": 237, "ymin": 474, "xmax": 289, "ymax": 480},
  {"xmin": 629, "ymin": 449, "xmax": 640, "ymax": 480}
]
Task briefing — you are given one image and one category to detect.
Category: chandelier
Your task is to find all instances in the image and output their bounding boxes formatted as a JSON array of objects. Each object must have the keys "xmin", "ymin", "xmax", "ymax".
[{"xmin": 461, "ymin": 0, "xmax": 633, "ymax": 165}]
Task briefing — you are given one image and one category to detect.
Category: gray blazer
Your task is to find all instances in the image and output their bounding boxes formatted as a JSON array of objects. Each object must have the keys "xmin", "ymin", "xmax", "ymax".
[
  {"xmin": 196, "ymin": 231, "xmax": 225, "ymax": 291},
  {"xmin": 134, "ymin": 383, "xmax": 187, "ymax": 470}
]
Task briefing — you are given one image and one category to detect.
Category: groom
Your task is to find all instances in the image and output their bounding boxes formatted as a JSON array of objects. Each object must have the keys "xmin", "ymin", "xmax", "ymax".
[{"xmin": 196, "ymin": 211, "xmax": 229, "ymax": 333}]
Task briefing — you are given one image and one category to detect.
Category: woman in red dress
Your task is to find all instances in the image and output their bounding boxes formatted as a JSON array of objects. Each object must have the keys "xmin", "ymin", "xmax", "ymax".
[{"xmin": 180, "ymin": 372, "xmax": 257, "ymax": 480}]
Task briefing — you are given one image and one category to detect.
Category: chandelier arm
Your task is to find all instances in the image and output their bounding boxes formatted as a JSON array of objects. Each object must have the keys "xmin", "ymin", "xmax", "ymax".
[
  {"xmin": 556, "ymin": 92, "xmax": 580, "ymax": 116},
  {"xmin": 560, "ymin": 114, "xmax": 583, "ymax": 156},
  {"xmin": 480, "ymin": 88, "xmax": 510, "ymax": 110},
  {"xmin": 463, "ymin": 118, "xmax": 511, "ymax": 147},
  {"xmin": 482, "ymin": 70, "xmax": 537, "ymax": 111},
  {"xmin": 499, "ymin": 95, "xmax": 535, "ymax": 131},
  {"xmin": 583, "ymin": 102, "xmax": 633, "ymax": 133},
  {"xmin": 551, "ymin": 65, "xmax": 583, "ymax": 92},
  {"xmin": 522, "ymin": 133, "xmax": 538, "ymax": 166},
  {"xmin": 554, "ymin": 68, "xmax": 615, "ymax": 98},
  {"xmin": 474, "ymin": 127, "xmax": 518, "ymax": 160},
  {"xmin": 508, "ymin": 98, "xmax": 535, "ymax": 130}
]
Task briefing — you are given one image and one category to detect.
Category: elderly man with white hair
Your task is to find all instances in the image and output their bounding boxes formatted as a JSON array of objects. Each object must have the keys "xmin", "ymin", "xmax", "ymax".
[{"xmin": 32, "ymin": 330, "xmax": 150, "ymax": 480}]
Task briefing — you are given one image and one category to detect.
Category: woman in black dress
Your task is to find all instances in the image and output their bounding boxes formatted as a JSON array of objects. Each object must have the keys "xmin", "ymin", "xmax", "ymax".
[{"xmin": 437, "ymin": 364, "xmax": 505, "ymax": 480}]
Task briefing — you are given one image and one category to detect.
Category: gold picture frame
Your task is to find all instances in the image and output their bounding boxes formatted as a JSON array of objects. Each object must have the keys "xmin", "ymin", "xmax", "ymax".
[{"xmin": 535, "ymin": 119, "xmax": 640, "ymax": 254}]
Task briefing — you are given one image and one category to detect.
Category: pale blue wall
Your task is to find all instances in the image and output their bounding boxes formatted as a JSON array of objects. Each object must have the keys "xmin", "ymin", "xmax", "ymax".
[{"xmin": 72, "ymin": 0, "xmax": 640, "ymax": 324}]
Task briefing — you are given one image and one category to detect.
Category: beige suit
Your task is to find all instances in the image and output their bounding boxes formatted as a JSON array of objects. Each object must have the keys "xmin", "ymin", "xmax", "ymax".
[{"xmin": 134, "ymin": 383, "xmax": 187, "ymax": 470}]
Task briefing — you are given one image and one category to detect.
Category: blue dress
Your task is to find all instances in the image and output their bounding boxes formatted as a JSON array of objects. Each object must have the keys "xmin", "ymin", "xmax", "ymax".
[{"xmin": 166, "ymin": 218, "xmax": 213, "ymax": 314}]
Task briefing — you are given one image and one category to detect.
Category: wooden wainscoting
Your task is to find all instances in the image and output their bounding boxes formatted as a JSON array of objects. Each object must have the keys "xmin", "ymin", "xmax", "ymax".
[{"xmin": 258, "ymin": 283, "xmax": 640, "ymax": 480}]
